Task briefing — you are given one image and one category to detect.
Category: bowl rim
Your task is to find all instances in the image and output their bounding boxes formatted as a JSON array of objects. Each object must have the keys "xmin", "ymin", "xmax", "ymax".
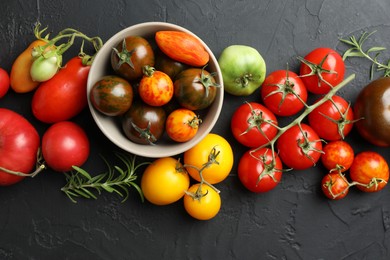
[{"xmin": 87, "ymin": 21, "xmax": 223, "ymax": 158}]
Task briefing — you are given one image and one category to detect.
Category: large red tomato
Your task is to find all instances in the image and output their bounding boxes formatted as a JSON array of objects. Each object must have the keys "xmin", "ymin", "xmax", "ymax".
[
  {"xmin": 41, "ymin": 121, "xmax": 90, "ymax": 172},
  {"xmin": 0, "ymin": 108, "xmax": 40, "ymax": 185},
  {"xmin": 32, "ymin": 57, "xmax": 90, "ymax": 123}
]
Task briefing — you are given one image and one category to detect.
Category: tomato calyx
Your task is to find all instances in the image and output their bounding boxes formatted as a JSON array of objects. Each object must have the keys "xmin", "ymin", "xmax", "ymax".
[
  {"xmin": 263, "ymin": 70, "xmax": 308, "ymax": 111},
  {"xmin": 142, "ymin": 65, "xmax": 156, "ymax": 77},
  {"xmin": 194, "ymin": 67, "xmax": 220, "ymax": 97},
  {"xmin": 187, "ymin": 115, "xmax": 202, "ymax": 129},
  {"xmin": 241, "ymin": 102, "xmax": 278, "ymax": 137},
  {"xmin": 323, "ymin": 171, "xmax": 350, "ymax": 199},
  {"xmin": 295, "ymin": 124, "xmax": 324, "ymax": 165},
  {"xmin": 353, "ymin": 177, "xmax": 388, "ymax": 191},
  {"xmin": 131, "ymin": 121, "xmax": 158, "ymax": 145},
  {"xmin": 250, "ymin": 148, "xmax": 285, "ymax": 185},
  {"xmin": 112, "ymin": 39, "xmax": 136, "ymax": 71},
  {"xmin": 298, "ymin": 54, "xmax": 338, "ymax": 88}
]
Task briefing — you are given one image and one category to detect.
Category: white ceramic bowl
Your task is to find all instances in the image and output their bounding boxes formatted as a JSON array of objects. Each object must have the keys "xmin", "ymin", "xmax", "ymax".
[{"xmin": 87, "ymin": 22, "xmax": 223, "ymax": 158}]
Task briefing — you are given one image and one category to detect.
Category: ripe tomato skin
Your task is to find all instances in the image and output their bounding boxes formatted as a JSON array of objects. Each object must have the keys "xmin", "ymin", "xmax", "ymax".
[
  {"xmin": 184, "ymin": 133, "xmax": 233, "ymax": 184},
  {"xmin": 141, "ymin": 157, "xmax": 190, "ymax": 206},
  {"xmin": 261, "ymin": 70, "xmax": 308, "ymax": 117},
  {"xmin": 321, "ymin": 140, "xmax": 354, "ymax": 172},
  {"xmin": 32, "ymin": 57, "xmax": 90, "ymax": 123},
  {"xmin": 10, "ymin": 39, "xmax": 47, "ymax": 93},
  {"xmin": 231, "ymin": 102, "xmax": 278, "ymax": 148},
  {"xmin": 321, "ymin": 172, "xmax": 349, "ymax": 200},
  {"xmin": 139, "ymin": 67, "xmax": 173, "ymax": 106},
  {"xmin": 42, "ymin": 121, "xmax": 90, "ymax": 172},
  {"xmin": 299, "ymin": 47, "xmax": 345, "ymax": 94},
  {"xmin": 0, "ymin": 68, "xmax": 10, "ymax": 98},
  {"xmin": 174, "ymin": 68, "xmax": 217, "ymax": 110},
  {"xmin": 349, "ymin": 151, "xmax": 389, "ymax": 192},
  {"xmin": 155, "ymin": 31, "xmax": 209, "ymax": 67},
  {"xmin": 166, "ymin": 108, "xmax": 200, "ymax": 142},
  {"xmin": 0, "ymin": 108, "xmax": 40, "ymax": 186},
  {"xmin": 183, "ymin": 183, "xmax": 221, "ymax": 220},
  {"xmin": 111, "ymin": 36, "xmax": 154, "ymax": 81},
  {"xmin": 238, "ymin": 148, "xmax": 283, "ymax": 193},
  {"xmin": 155, "ymin": 51, "xmax": 188, "ymax": 80},
  {"xmin": 121, "ymin": 101, "xmax": 166, "ymax": 145},
  {"xmin": 308, "ymin": 95, "xmax": 354, "ymax": 141},
  {"xmin": 277, "ymin": 124, "xmax": 323, "ymax": 170},
  {"xmin": 90, "ymin": 75, "xmax": 133, "ymax": 116}
]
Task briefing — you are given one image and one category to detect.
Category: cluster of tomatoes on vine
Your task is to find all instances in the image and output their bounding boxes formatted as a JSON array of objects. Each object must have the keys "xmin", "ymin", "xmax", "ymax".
[
  {"xmin": 228, "ymin": 47, "xmax": 389, "ymax": 200},
  {"xmin": 89, "ymin": 31, "xmax": 220, "ymax": 145}
]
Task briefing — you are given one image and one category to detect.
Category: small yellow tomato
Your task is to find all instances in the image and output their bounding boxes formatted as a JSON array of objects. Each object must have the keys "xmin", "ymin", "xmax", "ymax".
[
  {"xmin": 184, "ymin": 133, "xmax": 233, "ymax": 184},
  {"xmin": 183, "ymin": 183, "xmax": 221, "ymax": 220},
  {"xmin": 141, "ymin": 157, "xmax": 190, "ymax": 205}
]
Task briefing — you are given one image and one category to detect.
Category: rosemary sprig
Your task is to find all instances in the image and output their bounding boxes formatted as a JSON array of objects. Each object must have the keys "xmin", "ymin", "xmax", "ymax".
[
  {"xmin": 61, "ymin": 153, "xmax": 150, "ymax": 203},
  {"xmin": 340, "ymin": 30, "xmax": 390, "ymax": 79}
]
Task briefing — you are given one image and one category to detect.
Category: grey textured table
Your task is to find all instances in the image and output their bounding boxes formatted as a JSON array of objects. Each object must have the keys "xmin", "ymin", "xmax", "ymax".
[{"xmin": 1, "ymin": 0, "xmax": 390, "ymax": 259}]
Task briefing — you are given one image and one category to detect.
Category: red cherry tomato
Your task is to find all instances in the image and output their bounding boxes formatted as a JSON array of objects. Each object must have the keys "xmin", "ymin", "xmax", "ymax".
[
  {"xmin": 0, "ymin": 108, "xmax": 40, "ymax": 186},
  {"xmin": 308, "ymin": 95, "xmax": 354, "ymax": 141},
  {"xmin": 321, "ymin": 140, "xmax": 354, "ymax": 172},
  {"xmin": 299, "ymin": 47, "xmax": 345, "ymax": 94},
  {"xmin": 42, "ymin": 121, "xmax": 90, "ymax": 172},
  {"xmin": 321, "ymin": 172, "xmax": 349, "ymax": 200},
  {"xmin": 277, "ymin": 124, "xmax": 323, "ymax": 170},
  {"xmin": 261, "ymin": 70, "xmax": 308, "ymax": 116},
  {"xmin": 349, "ymin": 151, "xmax": 389, "ymax": 192},
  {"xmin": 238, "ymin": 148, "xmax": 283, "ymax": 193},
  {"xmin": 32, "ymin": 57, "xmax": 90, "ymax": 123},
  {"xmin": 0, "ymin": 68, "xmax": 10, "ymax": 98},
  {"xmin": 231, "ymin": 102, "xmax": 278, "ymax": 148}
]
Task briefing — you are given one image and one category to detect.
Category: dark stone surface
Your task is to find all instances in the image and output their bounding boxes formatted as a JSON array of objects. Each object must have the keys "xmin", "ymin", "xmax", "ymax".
[{"xmin": 1, "ymin": 0, "xmax": 390, "ymax": 259}]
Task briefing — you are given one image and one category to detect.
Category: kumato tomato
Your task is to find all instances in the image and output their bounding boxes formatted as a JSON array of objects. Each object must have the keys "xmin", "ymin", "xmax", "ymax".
[
  {"xmin": 184, "ymin": 133, "xmax": 233, "ymax": 184},
  {"xmin": 141, "ymin": 157, "xmax": 190, "ymax": 206},
  {"xmin": 183, "ymin": 183, "xmax": 221, "ymax": 220},
  {"xmin": 349, "ymin": 151, "xmax": 389, "ymax": 192},
  {"xmin": 299, "ymin": 47, "xmax": 345, "ymax": 94},
  {"xmin": 166, "ymin": 108, "xmax": 201, "ymax": 142},
  {"xmin": 261, "ymin": 70, "xmax": 308, "ymax": 117},
  {"xmin": 138, "ymin": 66, "xmax": 173, "ymax": 106},
  {"xmin": 321, "ymin": 172, "xmax": 349, "ymax": 200},
  {"xmin": 321, "ymin": 140, "xmax": 354, "ymax": 172},
  {"xmin": 154, "ymin": 51, "xmax": 188, "ymax": 80},
  {"xmin": 90, "ymin": 75, "xmax": 133, "ymax": 116},
  {"xmin": 111, "ymin": 36, "xmax": 155, "ymax": 81}
]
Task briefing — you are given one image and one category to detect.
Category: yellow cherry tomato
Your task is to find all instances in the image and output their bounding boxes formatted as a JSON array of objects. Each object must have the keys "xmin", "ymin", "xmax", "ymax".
[
  {"xmin": 141, "ymin": 157, "xmax": 190, "ymax": 205},
  {"xmin": 183, "ymin": 183, "xmax": 221, "ymax": 220},
  {"xmin": 184, "ymin": 133, "xmax": 233, "ymax": 184}
]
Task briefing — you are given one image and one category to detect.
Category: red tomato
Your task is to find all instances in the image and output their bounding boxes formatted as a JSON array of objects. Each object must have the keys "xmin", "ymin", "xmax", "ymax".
[
  {"xmin": 138, "ymin": 66, "xmax": 174, "ymax": 106},
  {"xmin": 238, "ymin": 148, "xmax": 283, "ymax": 193},
  {"xmin": 32, "ymin": 57, "xmax": 90, "ymax": 123},
  {"xmin": 349, "ymin": 151, "xmax": 389, "ymax": 192},
  {"xmin": 299, "ymin": 47, "xmax": 345, "ymax": 94},
  {"xmin": 261, "ymin": 70, "xmax": 308, "ymax": 116},
  {"xmin": 231, "ymin": 102, "xmax": 278, "ymax": 148},
  {"xmin": 155, "ymin": 31, "xmax": 209, "ymax": 67},
  {"xmin": 321, "ymin": 140, "xmax": 354, "ymax": 172},
  {"xmin": 0, "ymin": 68, "xmax": 10, "ymax": 98},
  {"xmin": 166, "ymin": 108, "xmax": 201, "ymax": 142},
  {"xmin": 42, "ymin": 121, "xmax": 90, "ymax": 172},
  {"xmin": 308, "ymin": 95, "xmax": 354, "ymax": 141},
  {"xmin": 277, "ymin": 123, "xmax": 323, "ymax": 170},
  {"xmin": 321, "ymin": 172, "xmax": 349, "ymax": 200},
  {"xmin": 0, "ymin": 108, "xmax": 40, "ymax": 185}
]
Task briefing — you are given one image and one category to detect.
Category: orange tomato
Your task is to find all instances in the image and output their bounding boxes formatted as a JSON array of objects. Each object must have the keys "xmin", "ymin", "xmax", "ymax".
[
  {"xmin": 166, "ymin": 108, "xmax": 201, "ymax": 142},
  {"xmin": 10, "ymin": 39, "xmax": 48, "ymax": 93},
  {"xmin": 155, "ymin": 31, "xmax": 209, "ymax": 67},
  {"xmin": 138, "ymin": 66, "xmax": 173, "ymax": 106},
  {"xmin": 184, "ymin": 133, "xmax": 233, "ymax": 184}
]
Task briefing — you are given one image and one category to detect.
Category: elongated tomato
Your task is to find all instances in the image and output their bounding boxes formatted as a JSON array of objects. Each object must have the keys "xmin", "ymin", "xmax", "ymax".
[
  {"xmin": 155, "ymin": 31, "xmax": 209, "ymax": 67},
  {"xmin": 32, "ymin": 57, "xmax": 90, "ymax": 123},
  {"xmin": 10, "ymin": 39, "xmax": 48, "ymax": 93}
]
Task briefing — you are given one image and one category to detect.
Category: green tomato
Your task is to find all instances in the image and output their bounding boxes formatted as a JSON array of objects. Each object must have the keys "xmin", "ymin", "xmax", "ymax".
[
  {"xmin": 30, "ymin": 53, "xmax": 61, "ymax": 82},
  {"xmin": 218, "ymin": 45, "xmax": 266, "ymax": 96}
]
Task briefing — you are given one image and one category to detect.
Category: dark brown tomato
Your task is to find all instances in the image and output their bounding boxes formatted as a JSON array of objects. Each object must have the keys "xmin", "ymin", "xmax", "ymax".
[
  {"xmin": 90, "ymin": 75, "xmax": 133, "ymax": 116},
  {"xmin": 354, "ymin": 77, "xmax": 390, "ymax": 146},
  {"xmin": 111, "ymin": 36, "xmax": 155, "ymax": 81},
  {"xmin": 155, "ymin": 51, "xmax": 188, "ymax": 80},
  {"xmin": 174, "ymin": 68, "xmax": 218, "ymax": 110},
  {"xmin": 121, "ymin": 101, "xmax": 166, "ymax": 145}
]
